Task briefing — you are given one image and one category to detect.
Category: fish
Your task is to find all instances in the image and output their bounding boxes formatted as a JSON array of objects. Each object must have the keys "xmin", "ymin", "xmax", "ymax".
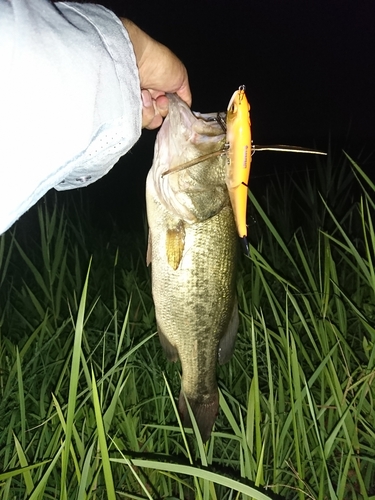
[{"xmin": 146, "ymin": 93, "xmax": 239, "ymax": 442}]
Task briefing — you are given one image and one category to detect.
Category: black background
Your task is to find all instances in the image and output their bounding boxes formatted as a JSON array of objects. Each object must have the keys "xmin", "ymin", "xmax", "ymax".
[{"xmin": 71, "ymin": 0, "xmax": 375, "ymax": 231}]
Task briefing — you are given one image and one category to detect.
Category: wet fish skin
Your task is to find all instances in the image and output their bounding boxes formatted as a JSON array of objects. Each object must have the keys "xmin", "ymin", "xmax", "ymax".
[{"xmin": 146, "ymin": 94, "xmax": 239, "ymax": 442}]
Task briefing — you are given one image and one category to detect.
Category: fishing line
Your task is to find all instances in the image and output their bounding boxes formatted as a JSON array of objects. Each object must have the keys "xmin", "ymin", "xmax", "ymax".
[{"xmin": 161, "ymin": 144, "xmax": 326, "ymax": 178}]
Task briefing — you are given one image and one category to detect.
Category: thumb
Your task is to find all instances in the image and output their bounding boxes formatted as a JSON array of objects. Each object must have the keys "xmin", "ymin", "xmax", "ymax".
[{"xmin": 141, "ymin": 90, "xmax": 163, "ymax": 129}]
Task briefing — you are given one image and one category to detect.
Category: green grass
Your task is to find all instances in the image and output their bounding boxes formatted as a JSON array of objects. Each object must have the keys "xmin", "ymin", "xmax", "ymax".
[{"xmin": 1, "ymin": 154, "xmax": 375, "ymax": 499}]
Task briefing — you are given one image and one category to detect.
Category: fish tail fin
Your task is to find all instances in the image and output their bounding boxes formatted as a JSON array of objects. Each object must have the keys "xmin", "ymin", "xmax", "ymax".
[{"xmin": 178, "ymin": 390, "xmax": 219, "ymax": 442}]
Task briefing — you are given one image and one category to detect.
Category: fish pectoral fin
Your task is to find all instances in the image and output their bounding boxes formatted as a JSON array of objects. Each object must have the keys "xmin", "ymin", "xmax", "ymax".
[
  {"xmin": 218, "ymin": 298, "xmax": 239, "ymax": 365},
  {"xmin": 146, "ymin": 230, "xmax": 152, "ymax": 266},
  {"xmin": 157, "ymin": 324, "xmax": 179, "ymax": 362},
  {"xmin": 166, "ymin": 221, "xmax": 185, "ymax": 270}
]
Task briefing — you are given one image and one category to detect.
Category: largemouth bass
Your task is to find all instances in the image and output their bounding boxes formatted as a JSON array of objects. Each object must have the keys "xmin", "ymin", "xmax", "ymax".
[{"xmin": 146, "ymin": 94, "xmax": 239, "ymax": 442}]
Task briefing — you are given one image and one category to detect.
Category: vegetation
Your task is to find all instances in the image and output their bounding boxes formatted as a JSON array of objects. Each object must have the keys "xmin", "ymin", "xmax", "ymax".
[{"xmin": 0, "ymin": 154, "xmax": 374, "ymax": 499}]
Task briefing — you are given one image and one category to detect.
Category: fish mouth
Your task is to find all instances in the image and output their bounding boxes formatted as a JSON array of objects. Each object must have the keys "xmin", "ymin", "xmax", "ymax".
[
  {"xmin": 150, "ymin": 94, "xmax": 228, "ymax": 223},
  {"xmin": 166, "ymin": 93, "xmax": 226, "ymax": 145}
]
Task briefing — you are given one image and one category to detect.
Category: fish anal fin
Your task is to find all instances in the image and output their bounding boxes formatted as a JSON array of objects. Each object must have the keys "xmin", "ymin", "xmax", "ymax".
[
  {"xmin": 178, "ymin": 390, "xmax": 219, "ymax": 443},
  {"xmin": 166, "ymin": 221, "xmax": 185, "ymax": 270},
  {"xmin": 157, "ymin": 323, "xmax": 179, "ymax": 362},
  {"xmin": 146, "ymin": 230, "xmax": 152, "ymax": 266},
  {"xmin": 218, "ymin": 298, "xmax": 239, "ymax": 365}
]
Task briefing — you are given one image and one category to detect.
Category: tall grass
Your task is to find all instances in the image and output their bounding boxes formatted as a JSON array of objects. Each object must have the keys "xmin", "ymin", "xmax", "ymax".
[{"xmin": 0, "ymin": 155, "xmax": 374, "ymax": 499}]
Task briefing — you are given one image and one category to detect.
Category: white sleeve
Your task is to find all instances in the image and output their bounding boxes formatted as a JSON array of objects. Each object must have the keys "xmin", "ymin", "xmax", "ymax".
[{"xmin": 0, "ymin": 0, "xmax": 142, "ymax": 234}]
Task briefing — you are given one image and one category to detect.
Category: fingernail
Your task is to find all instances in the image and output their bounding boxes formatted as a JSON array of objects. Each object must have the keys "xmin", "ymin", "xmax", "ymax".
[
  {"xmin": 159, "ymin": 100, "xmax": 168, "ymax": 111},
  {"xmin": 141, "ymin": 90, "xmax": 152, "ymax": 108}
]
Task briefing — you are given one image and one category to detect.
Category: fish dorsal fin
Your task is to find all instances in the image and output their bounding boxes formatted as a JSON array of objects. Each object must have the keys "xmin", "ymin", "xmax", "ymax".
[{"xmin": 166, "ymin": 221, "xmax": 185, "ymax": 270}]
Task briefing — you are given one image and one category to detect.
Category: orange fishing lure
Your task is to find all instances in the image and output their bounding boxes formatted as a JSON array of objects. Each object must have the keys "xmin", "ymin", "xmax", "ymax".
[
  {"xmin": 225, "ymin": 85, "xmax": 252, "ymax": 240},
  {"xmin": 161, "ymin": 86, "xmax": 325, "ymax": 245}
]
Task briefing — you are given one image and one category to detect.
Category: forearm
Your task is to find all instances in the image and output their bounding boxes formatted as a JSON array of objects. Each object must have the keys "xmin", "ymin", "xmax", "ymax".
[
  {"xmin": 0, "ymin": 0, "xmax": 142, "ymax": 234},
  {"xmin": 121, "ymin": 19, "xmax": 150, "ymax": 67},
  {"xmin": 0, "ymin": 0, "xmax": 191, "ymax": 235}
]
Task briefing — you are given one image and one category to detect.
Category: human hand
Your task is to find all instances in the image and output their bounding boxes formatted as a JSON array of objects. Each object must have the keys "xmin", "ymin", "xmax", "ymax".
[{"xmin": 121, "ymin": 19, "xmax": 191, "ymax": 130}]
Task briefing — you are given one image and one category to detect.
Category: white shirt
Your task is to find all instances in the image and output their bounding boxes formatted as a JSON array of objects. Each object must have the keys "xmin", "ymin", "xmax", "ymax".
[{"xmin": 0, "ymin": 0, "xmax": 141, "ymax": 234}]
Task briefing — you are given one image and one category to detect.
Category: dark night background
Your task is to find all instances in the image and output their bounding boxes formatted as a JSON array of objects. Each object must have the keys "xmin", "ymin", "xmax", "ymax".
[{"xmin": 61, "ymin": 0, "xmax": 375, "ymax": 233}]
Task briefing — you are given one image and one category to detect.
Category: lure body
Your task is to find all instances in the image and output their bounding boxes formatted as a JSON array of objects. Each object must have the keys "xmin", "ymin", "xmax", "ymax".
[{"xmin": 225, "ymin": 86, "xmax": 251, "ymax": 239}]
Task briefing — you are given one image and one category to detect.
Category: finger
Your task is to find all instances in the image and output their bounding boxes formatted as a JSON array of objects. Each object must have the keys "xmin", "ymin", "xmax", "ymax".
[
  {"xmin": 151, "ymin": 79, "xmax": 192, "ymax": 108},
  {"xmin": 144, "ymin": 113, "xmax": 163, "ymax": 130},
  {"xmin": 141, "ymin": 90, "xmax": 160, "ymax": 129},
  {"xmin": 155, "ymin": 94, "xmax": 169, "ymax": 117},
  {"xmin": 176, "ymin": 77, "xmax": 192, "ymax": 107}
]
